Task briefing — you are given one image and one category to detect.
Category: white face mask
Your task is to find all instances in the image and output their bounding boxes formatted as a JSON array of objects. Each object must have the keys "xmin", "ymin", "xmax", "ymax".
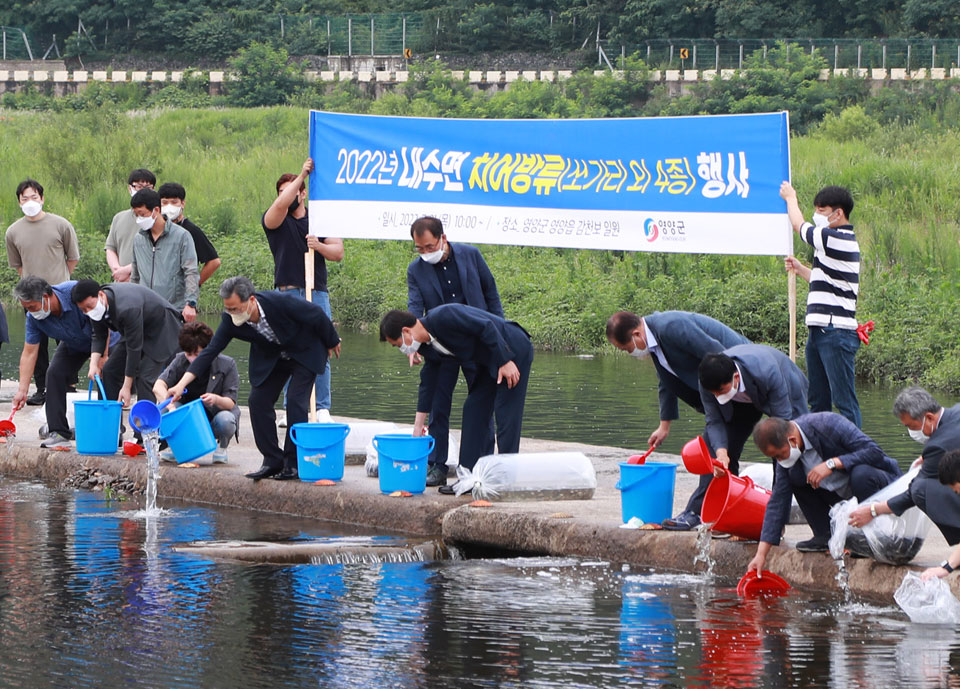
[
  {"xmin": 87, "ymin": 297, "xmax": 107, "ymax": 322},
  {"xmin": 420, "ymin": 239, "xmax": 445, "ymax": 264},
  {"xmin": 20, "ymin": 200, "xmax": 42, "ymax": 218},
  {"xmin": 715, "ymin": 375, "xmax": 738, "ymax": 405},
  {"xmin": 31, "ymin": 296, "xmax": 52, "ymax": 321},
  {"xmin": 161, "ymin": 204, "xmax": 181, "ymax": 221},
  {"xmin": 812, "ymin": 211, "xmax": 831, "ymax": 228},
  {"xmin": 778, "ymin": 443, "xmax": 802, "ymax": 469},
  {"xmin": 629, "ymin": 343, "xmax": 650, "ymax": 359},
  {"xmin": 399, "ymin": 331, "xmax": 421, "ymax": 356},
  {"xmin": 908, "ymin": 418, "xmax": 930, "ymax": 444},
  {"xmin": 229, "ymin": 301, "xmax": 253, "ymax": 327},
  {"xmin": 135, "ymin": 213, "xmax": 156, "ymax": 231}
]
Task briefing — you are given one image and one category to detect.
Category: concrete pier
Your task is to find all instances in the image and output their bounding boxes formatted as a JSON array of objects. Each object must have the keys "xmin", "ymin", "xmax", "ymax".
[{"xmin": 0, "ymin": 395, "xmax": 952, "ymax": 602}]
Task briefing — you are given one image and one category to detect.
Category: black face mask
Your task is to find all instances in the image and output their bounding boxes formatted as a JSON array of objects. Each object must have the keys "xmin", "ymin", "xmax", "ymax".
[{"xmin": 288, "ymin": 197, "xmax": 300, "ymax": 213}]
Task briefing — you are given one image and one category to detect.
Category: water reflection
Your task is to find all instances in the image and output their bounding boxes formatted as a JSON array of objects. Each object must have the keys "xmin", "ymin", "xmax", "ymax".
[{"xmin": 1, "ymin": 478, "xmax": 960, "ymax": 687}]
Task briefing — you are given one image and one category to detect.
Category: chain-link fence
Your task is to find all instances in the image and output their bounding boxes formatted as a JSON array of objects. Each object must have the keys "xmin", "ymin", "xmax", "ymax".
[
  {"xmin": 280, "ymin": 13, "xmax": 426, "ymax": 56},
  {"xmin": 622, "ymin": 38, "xmax": 960, "ymax": 71},
  {"xmin": 1, "ymin": 26, "xmax": 34, "ymax": 60}
]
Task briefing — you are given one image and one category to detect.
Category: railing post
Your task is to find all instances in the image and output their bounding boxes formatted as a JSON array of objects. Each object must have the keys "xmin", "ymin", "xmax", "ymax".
[
  {"xmin": 738, "ymin": 43, "xmax": 743, "ymax": 70},
  {"xmin": 348, "ymin": 17, "xmax": 352, "ymax": 57},
  {"xmin": 907, "ymin": 43, "xmax": 911, "ymax": 72},
  {"xmin": 371, "ymin": 16, "xmax": 374, "ymax": 56},
  {"xmin": 882, "ymin": 44, "xmax": 886, "ymax": 70},
  {"xmin": 715, "ymin": 42, "xmax": 719, "ymax": 70}
]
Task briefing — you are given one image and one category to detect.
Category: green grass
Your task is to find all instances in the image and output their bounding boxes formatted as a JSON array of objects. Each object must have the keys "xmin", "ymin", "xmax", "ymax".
[{"xmin": 1, "ymin": 104, "xmax": 959, "ymax": 391}]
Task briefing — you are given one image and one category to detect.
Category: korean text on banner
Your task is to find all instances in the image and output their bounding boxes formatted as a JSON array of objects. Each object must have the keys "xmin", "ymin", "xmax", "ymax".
[{"xmin": 308, "ymin": 111, "xmax": 791, "ymax": 255}]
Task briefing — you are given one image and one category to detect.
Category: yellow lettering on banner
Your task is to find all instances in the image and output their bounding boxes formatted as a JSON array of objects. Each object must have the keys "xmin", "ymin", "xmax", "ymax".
[
  {"xmin": 580, "ymin": 160, "xmax": 605, "ymax": 191},
  {"xmin": 626, "ymin": 159, "xmax": 651, "ymax": 192},
  {"xmin": 468, "ymin": 152, "xmax": 498, "ymax": 192},
  {"xmin": 532, "ymin": 154, "xmax": 565, "ymax": 195},
  {"xmin": 489, "ymin": 154, "xmax": 520, "ymax": 192},
  {"xmin": 560, "ymin": 159, "xmax": 586, "ymax": 191},
  {"xmin": 601, "ymin": 160, "xmax": 628, "ymax": 192},
  {"xmin": 510, "ymin": 154, "xmax": 545, "ymax": 194},
  {"xmin": 654, "ymin": 157, "xmax": 696, "ymax": 195}
]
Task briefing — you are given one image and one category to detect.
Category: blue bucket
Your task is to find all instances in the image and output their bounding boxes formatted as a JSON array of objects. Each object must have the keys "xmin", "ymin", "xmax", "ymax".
[
  {"xmin": 73, "ymin": 376, "xmax": 122, "ymax": 455},
  {"xmin": 290, "ymin": 423, "xmax": 351, "ymax": 481},
  {"xmin": 615, "ymin": 462, "xmax": 677, "ymax": 524},
  {"xmin": 373, "ymin": 434, "xmax": 435, "ymax": 494},
  {"xmin": 159, "ymin": 399, "xmax": 217, "ymax": 464}
]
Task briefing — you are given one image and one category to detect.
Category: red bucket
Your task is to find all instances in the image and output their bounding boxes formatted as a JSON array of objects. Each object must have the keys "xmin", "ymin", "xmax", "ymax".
[
  {"xmin": 700, "ymin": 473, "xmax": 771, "ymax": 540},
  {"xmin": 681, "ymin": 436, "xmax": 721, "ymax": 474}
]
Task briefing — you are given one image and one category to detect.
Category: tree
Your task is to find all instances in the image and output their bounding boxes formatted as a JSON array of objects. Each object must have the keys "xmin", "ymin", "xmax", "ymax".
[{"xmin": 227, "ymin": 42, "xmax": 303, "ymax": 107}]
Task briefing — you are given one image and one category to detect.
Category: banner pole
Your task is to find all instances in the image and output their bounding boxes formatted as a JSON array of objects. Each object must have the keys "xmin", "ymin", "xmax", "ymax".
[
  {"xmin": 787, "ymin": 268, "xmax": 797, "ymax": 362},
  {"xmin": 305, "ymin": 250, "xmax": 317, "ymax": 423}
]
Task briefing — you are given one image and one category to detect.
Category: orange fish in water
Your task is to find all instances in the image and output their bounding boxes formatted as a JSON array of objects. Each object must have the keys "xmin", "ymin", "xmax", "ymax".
[
  {"xmin": 388, "ymin": 490, "xmax": 413, "ymax": 498},
  {"xmin": 469, "ymin": 500, "xmax": 492, "ymax": 508},
  {"xmin": 314, "ymin": 479, "xmax": 337, "ymax": 486},
  {"xmin": 179, "ymin": 462, "xmax": 199, "ymax": 468}
]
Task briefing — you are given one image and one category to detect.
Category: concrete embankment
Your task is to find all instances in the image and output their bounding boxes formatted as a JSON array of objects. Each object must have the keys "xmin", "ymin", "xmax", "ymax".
[{"xmin": 0, "ymin": 403, "xmax": 953, "ymax": 602}]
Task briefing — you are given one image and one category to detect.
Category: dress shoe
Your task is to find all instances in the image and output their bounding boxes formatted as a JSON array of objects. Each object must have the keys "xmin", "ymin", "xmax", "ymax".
[
  {"xmin": 796, "ymin": 536, "xmax": 829, "ymax": 553},
  {"xmin": 246, "ymin": 465, "xmax": 282, "ymax": 480},
  {"xmin": 273, "ymin": 468, "xmax": 299, "ymax": 481},
  {"xmin": 426, "ymin": 464, "xmax": 448, "ymax": 487},
  {"xmin": 438, "ymin": 484, "xmax": 456, "ymax": 495}
]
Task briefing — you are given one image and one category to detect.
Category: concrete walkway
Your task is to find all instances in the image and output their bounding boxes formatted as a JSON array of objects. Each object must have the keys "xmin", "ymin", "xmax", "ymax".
[{"xmin": 0, "ymin": 384, "xmax": 952, "ymax": 602}]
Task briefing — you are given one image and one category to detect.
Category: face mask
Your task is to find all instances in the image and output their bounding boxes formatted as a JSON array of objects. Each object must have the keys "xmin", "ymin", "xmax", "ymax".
[
  {"xmin": 778, "ymin": 444, "xmax": 802, "ymax": 469},
  {"xmin": 812, "ymin": 212, "xmax": 831, "ymax": 228},
  {"xmin": 230, "ymin": 301, "xmax": 253, "ymax": 327},
  {"xmin": 908, "ymin": 418, "xmax": 930, "ymax": 444},
  {"xmin": 87, "ymin": 297, "xmax": 107, "ymax": 322},
  {"xmin": 20, "ymin": 200, "xmax": 42, "ymax": 218},
  {"xmin": 135, "ymin": 213, "xmax": 156, "ymax": 231},
  {"xmin": 420, "ymin": 240, "xmax": 445, "ymax": 264},
  {"xmin": 288, "ymin": 196, "xmax": 300, "ymax": 213},
  {"xmin": 129, "ymin": 187, "xmax": 138, "ymax": 197},
  {"xmin": 715, "ymin": 375, "xmax": 738, "ymax": 405},
  {"xmin": 399, "ymin": 332, "xmax": 421, "ymax": 356},
  {"xmin": 161, "ymin": 204, "xmax": 181, "ymax": 221},
  {"xmin": 32, "ymin": 296, "xmax": 52, "ymax": 321},
  {"xmin": 629, "ymin": 343, "xmax": 650, "ymax": 359}
]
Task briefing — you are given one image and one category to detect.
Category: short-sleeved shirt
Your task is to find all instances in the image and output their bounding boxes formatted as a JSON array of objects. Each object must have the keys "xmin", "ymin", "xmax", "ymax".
[
  {"xmin": 261, "ymin": 210, "xmax": 327, "ymax": 292},
  {"xmin": 179, "ymin": 217, "xmax": 219, "ymax": 265},
  {"xmin": 801, "ymin": 222, "xmax": 859, "ymax": 330},
  {"xmin": 105, "ymin": 209, "xmax": 139, "ymax": 266},
  {"xmin": 25, "ymin": 281, "xmax": 119, "ymax": 354},
  {"xmin": 5, "ymin": 212, "xmax": 80, "ymax": 285}
]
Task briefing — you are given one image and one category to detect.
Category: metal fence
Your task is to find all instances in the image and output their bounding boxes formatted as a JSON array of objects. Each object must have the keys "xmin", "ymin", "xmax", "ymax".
[
  {"xmin": 280, "ymin": 13, "xmax": 426, "ymax": 57},
  {"xmin": 1, "ymin": 26, "xmax": 33, "ymax": 60},
  {"xmin": 622, "ymin": 39, "xmax": 960, "ymax": 71}
]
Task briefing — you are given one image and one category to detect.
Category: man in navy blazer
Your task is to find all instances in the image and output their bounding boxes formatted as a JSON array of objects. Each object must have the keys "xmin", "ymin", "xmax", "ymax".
[
  {"xmin": 407, "ymin": 216, "xmax": 502, "ymax": 487},
  {"xmin": 165, "ymin": 276, "xmax": 341, "ymax": 481},
  {"xmin": 666, "ymin": 344, "xmax": 809, "ymax": 530},
  {"xmin": 606, "ymin": 310, "xmax": 750, "ymax": 450},
  {"xmin": 746, "ymin": 413, "xmax": 901, "ymax": 569},
  {"xmin": 380, "ymin": 304, "xmax": 533, "ymax": 483}
]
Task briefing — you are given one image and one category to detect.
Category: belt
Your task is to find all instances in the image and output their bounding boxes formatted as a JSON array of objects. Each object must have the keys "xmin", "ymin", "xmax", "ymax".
[{"xmin": 276, "ymin": 285, "xmax": 301, "ymax": 292}]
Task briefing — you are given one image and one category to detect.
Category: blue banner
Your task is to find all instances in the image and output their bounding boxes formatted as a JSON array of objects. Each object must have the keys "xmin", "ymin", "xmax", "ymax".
[{"xmin": 309, "ymin": 110, "xmax": 791, "ymax": 254}]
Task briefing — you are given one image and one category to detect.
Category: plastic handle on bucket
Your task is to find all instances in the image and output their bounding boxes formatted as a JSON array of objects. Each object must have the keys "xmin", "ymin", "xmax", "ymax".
[
  {"xmin": 88, "ymin": 374, "xmax": 109, "ymax": 401},
  {"xmin": 616, "ymin": 464, "xmax": 673, "ymax": 493}
]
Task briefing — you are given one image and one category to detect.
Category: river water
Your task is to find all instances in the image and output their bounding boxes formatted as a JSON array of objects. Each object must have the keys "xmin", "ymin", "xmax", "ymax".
[
  {"xmin": 1, "ymin": 313, "xmax": 952, "ymax": 469},
  {"xmin": 0, "ymin": 477, "xmax": 955, "ymax": 689}
]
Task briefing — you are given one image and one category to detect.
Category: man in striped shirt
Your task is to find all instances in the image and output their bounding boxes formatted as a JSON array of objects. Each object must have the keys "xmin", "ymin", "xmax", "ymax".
[{"xmin": 780, "ymin": 181, "xmax": 862, "ymax": 427}]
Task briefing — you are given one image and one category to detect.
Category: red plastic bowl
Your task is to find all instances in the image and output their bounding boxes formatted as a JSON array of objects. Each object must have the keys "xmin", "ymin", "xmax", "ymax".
[{"xmin": 737, "ymin": 570, "xmax": 791, "ymax": 597}]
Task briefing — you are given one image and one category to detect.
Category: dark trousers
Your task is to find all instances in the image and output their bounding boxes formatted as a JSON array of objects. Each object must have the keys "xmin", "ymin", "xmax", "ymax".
[
  {"xmin": 34, "ymin": 334, "xmax": 49, "ymax": 393},
  {"xmin": 458, "ymin": 343, "xmax": 534, "ymax": 471},
  {"xmin": 100, "ymin": 340, "xmax": 170, "ymax": 403},
  {"xmin": 426, "ymin": 357, "xmax": 493, "ymax": 468},
  {"xmin": 46, "ymin": 344, "xmax": 90, "ymax": 436},
  {"xmin": 249, "ymin": 357, "xmax": 314, "ymax": 472},
  {"xmin": 684, "ymin": 402, "xmax": 764, "ymax": 516},
  {"xmin": 790, "ymin": 463, "xmax": 898, "ymax": 539}
]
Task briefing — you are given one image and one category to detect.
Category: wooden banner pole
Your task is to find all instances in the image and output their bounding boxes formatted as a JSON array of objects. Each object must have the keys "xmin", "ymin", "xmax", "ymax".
[
  {"xmin": 787, "ymin": 268, "xmax": 797, "ymax": 363},
  {"xmin": 305, "ymin": 250, "xmax": 317, "ymax": 423}
]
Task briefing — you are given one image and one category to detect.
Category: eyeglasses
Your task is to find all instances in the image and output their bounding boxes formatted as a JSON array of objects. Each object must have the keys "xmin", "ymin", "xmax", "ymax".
[{"xmin": 130, "ymin": 182, "xmax": 153, "ymax": 191}]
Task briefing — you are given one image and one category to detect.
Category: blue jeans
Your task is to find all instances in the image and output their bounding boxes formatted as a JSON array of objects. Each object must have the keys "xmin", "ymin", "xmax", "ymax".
[
  {"xmin": 211, "ymin": 410, "xmax": 237, "ymax": 448},
  {"xmin": 806, "ymin": 325, "xmax": 861, "ymax": 428},
  {"xmin": 280, "ymin": 288, "xmax": 332, "ymax": 411}
]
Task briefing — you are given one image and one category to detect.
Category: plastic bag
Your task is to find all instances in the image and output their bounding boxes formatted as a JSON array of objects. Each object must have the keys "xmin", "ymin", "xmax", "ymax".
[
  {"xmin": 364, "ymin": 428, "xmax": 459, "ymax": 478},
  {"xmin": 894, "ymin": 572, "xmax": 960, "ymax": 624},
  {"xmin": 740, "ymin": 463, "xmax": 806, "ymax": 525},
  {"xmin": 453, "ymin": 452, "xmax": 597, "ymax": 501},
  {"xmin": 829, "ymin": 466, "xmax": 931, "ymax": 565}
]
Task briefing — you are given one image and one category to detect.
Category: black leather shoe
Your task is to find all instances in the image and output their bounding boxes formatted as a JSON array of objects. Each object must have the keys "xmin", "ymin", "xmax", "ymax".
[
  {"xmin": 246, "ymin": 465, "xmax": 281, "ymax": 480},
  {"xmin": 437, "ymin": 484, "xmax": 456, "ymax": 495},
  {"xmin": 426, "ymin": 464, "xmax": 448, "ymax": 487},
  {"xmin": 26, "ymin": 391, "xmax": 46, "ymax": 406},
  {"xmin": 796, "ymin": 536, "xmax": 829, "ymax": 553},
  {"xmin": 273, "ymin": 468, "xmax": 299, "ymax": 481}
]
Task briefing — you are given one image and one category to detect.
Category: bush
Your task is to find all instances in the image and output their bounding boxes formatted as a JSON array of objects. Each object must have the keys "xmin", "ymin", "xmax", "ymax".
[
  {"xmin": 227, "ymin": 42, "xmax": 304, "ymax": 107},
  {"xmin": 817, "ymin": 105, "xmax": 880, "ymax": 141}
]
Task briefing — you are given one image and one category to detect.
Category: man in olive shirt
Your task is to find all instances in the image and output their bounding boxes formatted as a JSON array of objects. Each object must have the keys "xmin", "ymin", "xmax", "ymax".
[
  {"xmin": 105, "ymin": 168, "xmax": 154, "ymax": 283},
  {"xmin": 5, "ymin": 178, "xmax": 81, "ymax": 405}
]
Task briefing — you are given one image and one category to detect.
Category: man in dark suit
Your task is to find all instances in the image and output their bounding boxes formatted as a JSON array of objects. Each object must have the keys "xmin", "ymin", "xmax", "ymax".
[
  {"xmin": 605, "ymin": 310, "xmax": 750, "ymax": 451},
  {"xmin": 849, "ymin": 387, "xmax": 960, "ymax": 549},
  {"xmin": 407, "ymin": 216, "xmax": 502, "ymax": 487},
  {"xmin": 665, "ymin": 344, "xmax": 809, "ymax": 530},
  {"xmin": 746, "ymin": 413, "xmax": 901, "ymax": 570},
  {"xmin": 72, "ymin": 279, "xmax": 182, "ymax": 407},
  {"xmin": 379, "ymin": 304, "xmax": 533, "ymax": 491},
  {"xmin": 164, "ymin": 276, "xmax": 341, "ymax": 481}
]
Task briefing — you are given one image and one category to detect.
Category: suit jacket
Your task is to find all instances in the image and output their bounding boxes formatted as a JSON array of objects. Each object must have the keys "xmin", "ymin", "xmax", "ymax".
[
  {"xmin": 761, "ymin": 412, "xmax": 901, "ymax": 544},
  {"xmin": 188, "ymin": 291, "xmax": 340, "ymax": 387},
  {"xmin": 92, "ymin": 282, "xmax": 183, "ymax": 379},
  {"xmin": 407, "ymin": 243, "xmax": 503, "ymax": 318},
  {"xmin": 417, "ymin": 304, "xmax": 531, "ymax": 407},
  {"xmin": 889, "ymin": 404, "xmax": 960, "ymax": 517},
  {"xmin": 700, "ymin": 343, "xmax": 809, "ymax": 452},
  {"xmin": 644, "ymin": 311, "xmax": 750, "ymax": 421}
]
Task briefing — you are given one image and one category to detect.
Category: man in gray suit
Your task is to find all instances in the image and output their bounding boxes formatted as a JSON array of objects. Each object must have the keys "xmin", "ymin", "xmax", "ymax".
[
  {"xmin": 606, "ymin": 310, "xmax": 750, "ymax": 451},
  {"xmin": 71, "ymin": 279, "xmax": 182, "ymax": 407},
  {"xmin": 665, "ymin": 344, "xmax": 808, "ymax": 530}
]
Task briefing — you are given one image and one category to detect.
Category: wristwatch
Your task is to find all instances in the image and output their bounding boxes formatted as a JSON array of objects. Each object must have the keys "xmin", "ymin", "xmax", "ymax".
[
  {"xmin": 825, "ymin": 458, "xmax": 837, "ymax": 471},
  {"xmin": 186, "ymin": 300, "xmax": 197, "ymax": 308}
]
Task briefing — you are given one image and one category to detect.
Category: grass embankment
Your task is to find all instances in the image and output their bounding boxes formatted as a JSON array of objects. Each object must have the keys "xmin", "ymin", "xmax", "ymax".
[{"xmin": 0, "ymin": 105, "xmax": 958, "ymax": 390}]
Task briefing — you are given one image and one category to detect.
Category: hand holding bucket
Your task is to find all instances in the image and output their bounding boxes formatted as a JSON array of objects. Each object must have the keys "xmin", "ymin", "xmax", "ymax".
[
  {"xmin": 0, "ymin": 408, "xmax": 18, "ymax": 438},
  {"xmin": 681, "ymin": 436, "xmax": 724, "ymax": 475},
  {"xmin": 130, "ymin": 390, "xmax": 183, "ymax": 433}
]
